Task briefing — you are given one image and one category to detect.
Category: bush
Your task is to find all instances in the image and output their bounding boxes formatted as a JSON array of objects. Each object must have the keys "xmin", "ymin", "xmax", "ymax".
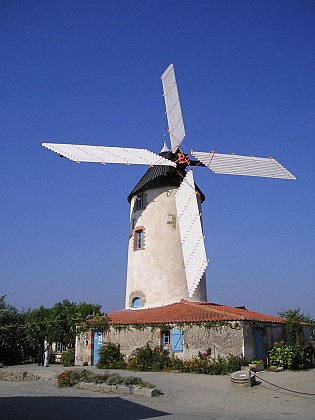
[
  {"xmin": 49, "ymin": 352, "xmax": 56, "ymax": 365},
  {"xmin": 167, "ymin": 352, "xmax": 243, "ymax": 375},
  {"xmin": 268, "ymin": 341, "xmax": 310, "ymax": 370},
  {"xmin": 126, "ymin": 345, "xmax": 242, "ymax": 374},
  {"xmin": 61, "ymin": 348, "xmax": 75, "ymax": 367},
  {"xmin": 57, "ymin": 369, "xmax": 84, "ymax": 387},
  {"xmin": 128, "ymin": 346, "xmax": 171, "ymax": 371},
  {"xmin": 97, "ymin": 343, "xmax": 126, "ymax": 369},
  {"xmin": 56, "ymin": 368, "xmax": 155, "ymax": 388}
]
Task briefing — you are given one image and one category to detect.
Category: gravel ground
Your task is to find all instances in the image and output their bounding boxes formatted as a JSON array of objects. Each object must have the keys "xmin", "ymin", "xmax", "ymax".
[{"xmin": 0, "ymin": 365, "xmax": 314, "ymax": 419}]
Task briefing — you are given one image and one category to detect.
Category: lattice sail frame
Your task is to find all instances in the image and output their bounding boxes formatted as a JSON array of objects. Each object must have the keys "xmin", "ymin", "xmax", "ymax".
[
  {"xmin": 191, "ymin": 150, "xmax": 296, "ymax": 180},
  {"xmin": 161, "ymin": 64, "xmax": 186, "ymax": 151},
  {"xmin": 175, "ymin": 170, "xmax": 208, "ymax": 297},
  {"xmin": 42, "ymin": 143, "xmax": 176, "ymax": 167}
]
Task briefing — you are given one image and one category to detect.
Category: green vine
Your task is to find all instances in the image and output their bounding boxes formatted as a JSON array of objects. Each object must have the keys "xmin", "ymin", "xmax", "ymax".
[
  {"xmin": 109, "ymin": 320, "xmax": 242, "ymax": 332},
  {"xmin": 77, "ymin": 314, "xmax": 110, "ymax": 334}
]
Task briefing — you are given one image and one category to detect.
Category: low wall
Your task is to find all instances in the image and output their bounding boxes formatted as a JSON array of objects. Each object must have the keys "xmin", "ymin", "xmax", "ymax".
[
  {"xmin": 79, "ymin": 382, "xmax": 159, "ymax": 397},
  {"xmin": 0, "ymin": 370, "xmax": 40, "ymax": 381}
]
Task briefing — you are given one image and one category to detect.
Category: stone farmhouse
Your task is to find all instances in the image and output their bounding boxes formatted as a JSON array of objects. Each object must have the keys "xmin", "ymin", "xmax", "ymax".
[{"xmin": 75, "ymin": 300, "xmax": 287, "ymax": 366}]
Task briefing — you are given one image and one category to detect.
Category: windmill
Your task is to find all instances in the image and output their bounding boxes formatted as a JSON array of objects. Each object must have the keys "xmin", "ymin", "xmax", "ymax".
[{"xmin": 42, "ymin": 64, "xmax": 295, "ymax": 310}]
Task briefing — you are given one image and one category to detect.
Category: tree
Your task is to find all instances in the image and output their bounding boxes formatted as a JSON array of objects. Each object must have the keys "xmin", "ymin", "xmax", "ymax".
[
  {"xmin": 24, "ymin": 305, "xmax": 52, "ymax": 348},
  {"xmin": 278, "ymin": 307, "xmax": 314, "ymax": 345},
  {"xmin": 25, "ymin": 300, "xmax": 103, "ymax": 349},
  {"xmin": 0, "ymin": 295, "xmax": 27, "ymax": 365},
  {"xmin": 49, "ymin": 300, "xmax": 102, "ymax": 348},
  {"xmin": 1, "ymin": 297, "xmax": 104, "ymax": 365}
]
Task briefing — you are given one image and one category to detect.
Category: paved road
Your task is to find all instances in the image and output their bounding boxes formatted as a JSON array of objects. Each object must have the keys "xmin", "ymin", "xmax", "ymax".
[{"xmin": 0, "ymin": 365, "xmax": 314, "ymax": 419}]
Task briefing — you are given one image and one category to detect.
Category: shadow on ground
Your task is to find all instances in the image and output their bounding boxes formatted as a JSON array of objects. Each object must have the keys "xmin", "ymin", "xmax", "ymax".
[{"xmin": 0, "ymin": 396, "xmax": 169, "ymax": 420}]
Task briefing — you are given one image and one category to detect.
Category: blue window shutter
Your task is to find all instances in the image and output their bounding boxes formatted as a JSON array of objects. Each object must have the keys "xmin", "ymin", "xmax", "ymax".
[{"xmin": 172, "ymin": 329, "xmax": 183, "ymax": 352}]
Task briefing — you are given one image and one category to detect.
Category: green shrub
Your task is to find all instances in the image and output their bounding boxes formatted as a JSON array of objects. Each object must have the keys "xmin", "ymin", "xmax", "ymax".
[
  {"xmin": 61, "ymin": 348, "xmax": 75, "ymax": 367},
  {"xmin": 223, "ymin": 354, "xmax": 244, "ymax": 374},
  {"xmin": 128, "ymin": 346, "xmax": 171, "ymax": 371},
  {"xmin": 126, "ymin": 345, "xmax": 242, "ymax": 374},
  {"xmin": 268, "ymin": 341, "xmax": 310, "ymax": 370},
  {"xmin": 167, "ymin": 353, "xmax": 243, "ymax": 375},
  {"xmin": 56, "ymin": 368, "xmax": 155, "ymax": 388},
  {"xmin": 57, "ymin": 370, "xmax": 80, "ymax": 387},
  {"xmin": 49, "ymin": 352, "xmax": 56, "ymax": 364},
  {"xmin": 97, "ymin": 343, "xmax": 127, "ymax": 369},
  {"xmin": 208, "ymin": 355, "xmax": 243, "ymax": 375},
  {"xmin": 167, "ymin": 354, "xmax": 184, "ymax": 372}
]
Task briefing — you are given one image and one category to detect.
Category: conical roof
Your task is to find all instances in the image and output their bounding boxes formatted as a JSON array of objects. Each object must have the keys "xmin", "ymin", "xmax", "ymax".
[{"xmin": 127, "ymin": 165, "xmax": 205, "ymax": 203}]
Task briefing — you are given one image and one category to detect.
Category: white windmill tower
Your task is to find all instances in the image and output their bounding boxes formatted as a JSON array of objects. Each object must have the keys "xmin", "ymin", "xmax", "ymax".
[{"xmin": 42, "ymin": 64, "xmax": 295, "ymax": 310}]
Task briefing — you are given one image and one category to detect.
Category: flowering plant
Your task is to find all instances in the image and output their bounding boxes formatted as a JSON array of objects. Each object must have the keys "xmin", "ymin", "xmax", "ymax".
[
  {"xmin": 168, "ymin": 353, "xmax": 243, "ymax": 375},
  {"xmin": 198, "ymin": 348, "xmax": 212, "ymax": 360},
  {"xmin": 268, "ymin": 341, "xmax": 310, "ymax": 370}
]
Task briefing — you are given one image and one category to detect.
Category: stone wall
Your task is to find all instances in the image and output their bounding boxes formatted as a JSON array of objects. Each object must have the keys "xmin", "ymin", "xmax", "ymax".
[
  {"xmin": 74, "ymin": 322, "xmax": 286, "ymax": 366},
  {"xmin": 106, "ymin": 327, "xmax": 159, "ymax": 358},
  {"xmin": 181, "ymin": 323, "xmax": 244, "ymax": 360},
  {"xmin": 75, "ymin": 331, "xmax": 92, "ymax": 366},
  {"xmin": 242, "ymin": 323, "xmax": 255, "ymax": 362},
  {"xmin": 267, "ymin": 324, "xmax": 285, "ymax": 346},
  {"xmin": 243, "ymin": 322, "xmax": 285, "ymax": 363},
  {"xmin": 106, "ymin": 323, "xmax": 245, "ymax": 360}
]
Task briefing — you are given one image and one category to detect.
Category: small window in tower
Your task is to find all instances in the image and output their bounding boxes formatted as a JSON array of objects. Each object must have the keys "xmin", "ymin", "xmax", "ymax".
[
  {"xmin": 131, "ymin": 297, "xmax": 142, "ymax": 308},
  {"xmin": 134, "ymin": 228, "xmax": 145, "ymax": 251},
  {"xmin": 135, "ymin": 194, "xmax": 144, "ymax": 210}
]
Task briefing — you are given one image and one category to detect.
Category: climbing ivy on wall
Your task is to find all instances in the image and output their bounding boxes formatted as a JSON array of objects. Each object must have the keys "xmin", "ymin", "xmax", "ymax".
[{"xmin": 110, "ymin": 320, "xmax": 242, "ymax": 332}]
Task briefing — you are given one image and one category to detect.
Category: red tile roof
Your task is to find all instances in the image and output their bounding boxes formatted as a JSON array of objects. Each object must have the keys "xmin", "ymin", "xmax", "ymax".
[{"xmin": 108, "ymin": 300, "xmax": 285, "ymax": 325}]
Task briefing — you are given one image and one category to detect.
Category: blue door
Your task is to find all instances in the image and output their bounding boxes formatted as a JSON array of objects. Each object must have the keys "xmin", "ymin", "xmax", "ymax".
[
  {"xmin": 93, "ymin": 331, "xmax": 104, "ymax": 365},
  {"xmin": 254, "ymin": 329, "xmax": 263, "ymax": 360}
]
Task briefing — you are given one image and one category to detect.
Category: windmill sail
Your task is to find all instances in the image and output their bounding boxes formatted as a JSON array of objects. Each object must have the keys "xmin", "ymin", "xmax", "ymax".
[
  {"xmin": 175, "ymin": 170, "xmax": 208, "ymax": 297},
  {"xmin": 42, "ymin": 143, "xmax": 176, "ymax": 167},
  {"xmin": 191, "ymin": 150, "xmax": 296, "ymax": 180},
  {"xmin": 161, "ymin": 64, "xmax": 186, "ymax": 151}
]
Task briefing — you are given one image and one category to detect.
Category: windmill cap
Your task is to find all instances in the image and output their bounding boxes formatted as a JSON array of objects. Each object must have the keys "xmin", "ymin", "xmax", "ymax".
[{"xmin": 127, "ymin": 165, "xmax": 205, "ymax": 203}]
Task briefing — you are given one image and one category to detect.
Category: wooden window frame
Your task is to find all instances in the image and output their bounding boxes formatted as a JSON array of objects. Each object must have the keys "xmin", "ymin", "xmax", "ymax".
[{"xmin": 133, "ymin": 226, "xmax": 145, "ymax": 251}]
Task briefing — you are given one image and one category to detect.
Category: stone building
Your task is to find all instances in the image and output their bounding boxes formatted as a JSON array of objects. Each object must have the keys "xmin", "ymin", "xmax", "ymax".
[{"xmin": 75, "ymin": 300, "xmax": 286, "ymax": 366}]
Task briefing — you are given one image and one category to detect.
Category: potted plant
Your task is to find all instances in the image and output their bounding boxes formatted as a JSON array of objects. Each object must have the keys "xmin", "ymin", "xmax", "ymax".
[{"xmin": 249, "ymin": 359, "xmax": 264, "ymax": 371}]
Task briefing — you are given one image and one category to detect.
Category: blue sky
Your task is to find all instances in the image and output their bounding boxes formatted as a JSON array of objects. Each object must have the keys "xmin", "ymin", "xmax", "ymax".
[{"xmin": 1, "ymin": 0, "xmax": 314, "ymax": 318}]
